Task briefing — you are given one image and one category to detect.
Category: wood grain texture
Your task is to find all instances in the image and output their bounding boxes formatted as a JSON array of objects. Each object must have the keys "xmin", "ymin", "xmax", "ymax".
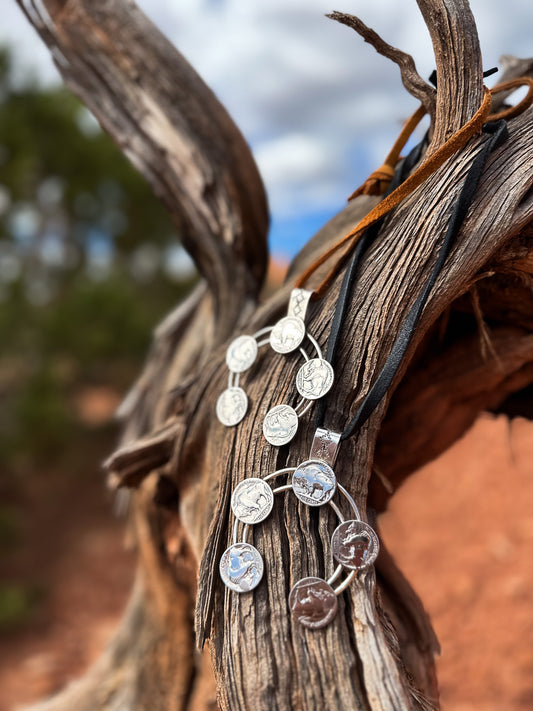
[{"xmin": 16, "ymin": 0, "xmax": 533, "ymax": 709}]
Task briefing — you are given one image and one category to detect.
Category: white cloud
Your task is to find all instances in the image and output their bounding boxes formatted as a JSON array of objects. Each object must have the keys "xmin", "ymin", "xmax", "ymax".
[{"xmin": 3, "ymin": 0, "xmax": 532, "ymax": 229}]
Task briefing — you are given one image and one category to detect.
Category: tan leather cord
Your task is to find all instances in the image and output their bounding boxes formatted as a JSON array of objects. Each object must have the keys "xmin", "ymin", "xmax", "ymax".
[
  {"xmin": 348, "ymin": 104, "xmax": 427, "ymax": 199},
  {"xmin": 296, "ymin": 77, "xmax": 533, "ymax": 299},
  {"xmin": 488, "ymin": 76, "xmax": 533, "ymax": 120},
  {"xmin": 295, "ymin": 88, "xmax": 492, "ymax": 296}
]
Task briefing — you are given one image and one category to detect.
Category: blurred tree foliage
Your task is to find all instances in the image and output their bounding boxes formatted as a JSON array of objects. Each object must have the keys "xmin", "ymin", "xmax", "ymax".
[
  {"xmin": 0, "ymin": 46, "xmax": 195, "ymax": 625},
  {"xmin": 0, "ymin": 46, "xmax": 195, "ymax": 475}
]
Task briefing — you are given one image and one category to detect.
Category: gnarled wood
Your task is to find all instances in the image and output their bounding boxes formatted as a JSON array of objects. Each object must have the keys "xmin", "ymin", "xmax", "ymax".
[
  {"xmin": 17, "ymin": 0, "xmax": 268, "ymax": 341},
  {"xmin": 17, "ymin": 1, "xmax": 533, "ymax": 710}
]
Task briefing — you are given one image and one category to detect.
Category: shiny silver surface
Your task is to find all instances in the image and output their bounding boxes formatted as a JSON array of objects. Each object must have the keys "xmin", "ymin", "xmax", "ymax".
[
  {"xmin": 263, "ymin": 404, "xmax": 299, "ymax": 446},
  {"xmin": 231, "ymin": 478, "xmax": 274, "ymax": 524},
  {"xmin": 216, "ymin": 386, "xmax": 248, "ymax": 426},
  {"xmin": 292, "ymin": 459, "xmax": 336, "ymax": 506}
]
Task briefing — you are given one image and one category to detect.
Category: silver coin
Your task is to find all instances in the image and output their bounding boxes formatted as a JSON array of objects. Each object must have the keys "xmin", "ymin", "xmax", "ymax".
[
  {"xmin": 292, "ymin": 459, "xmax": 336, "ymax": 507},
  {"xmin": 263, "ymin": 404, "xmax": 299, "ymax": 446},
  {"xmin": 216, "ymin": 387, "xmax": 248, "ymax": 426},
  {"xmin": 269, "ymin": 316, "xmax": 306, "ymax": 354},
  {"xmin": 231, "ymin": 478, "xmax": 274, "ymax": 524},
  {"xmin": 225, "ymin": 335, "xmax": 258, "ymax": 373},
  {"xmin": 296, "ymin": 358, "xmax": 334, "ymax": 400},
  {"xmin": 220, "ymin": 542, "xmax": 264, "ymax": 593},
  {"xmin": 288, "ymin": 577, "xmax": 338, "ymax": 629},
  {"xmin": 331, "ymin": 520, "xmax": 379, "ymax": 570}
]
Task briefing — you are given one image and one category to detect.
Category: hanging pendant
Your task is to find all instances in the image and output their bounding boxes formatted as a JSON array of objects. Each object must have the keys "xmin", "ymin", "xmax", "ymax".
[
  {"xmin": 219, "ymin": 427, "xmax": 380, "ymax": 630},
  {"xmin": 216, "ymin": 289, "xmax": 334, "ymax": 446}
]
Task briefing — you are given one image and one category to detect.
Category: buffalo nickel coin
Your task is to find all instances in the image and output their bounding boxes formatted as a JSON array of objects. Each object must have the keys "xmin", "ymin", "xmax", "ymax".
[
  {"xmin": 296, "ymin": 358, "xmax": 334, "ymax": 400},
  {"xmin": 263, "ymin": 404, "xmax": 299, "ymax": 446},
  {"xmin": 216, "ymin": 387, "xmax": 248, "ymax": 426},
  {"xmin": 292, "ymin": 459, "xmax": 336, "ymax": 507},
  {"xmin": 231, "ymin": 478, "xmax": 274, "ymax": 524},
  {"xmin": 289, "ymin": 577, "xmax": 338, "ymax": 629},
  {"xmin": 331, "ymin": 520, "xmax": 379, "ymax": 570},
  {"xmin": 219, "ymin": 542, "xmax": 264, "ymax": 593},
  {"xmin": 226, "ymin": 335, "xmax": 258, "ymax": 373},
  {"xmin": 269, "ymin": 316, "xmax": 306, "ymax": 354}
]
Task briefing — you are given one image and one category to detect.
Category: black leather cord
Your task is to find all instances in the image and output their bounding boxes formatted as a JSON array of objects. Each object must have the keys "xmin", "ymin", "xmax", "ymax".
[
  {"xmin": 339, "ymin": 119, "xmax": 508, "ymax": 440},
  {"xmin": 316, "ymin": 118, "xmax": 508, "ymax": 439},
  {"xmin": 315, "ymin": 131, "xmax": 429, "ymax": 429}
]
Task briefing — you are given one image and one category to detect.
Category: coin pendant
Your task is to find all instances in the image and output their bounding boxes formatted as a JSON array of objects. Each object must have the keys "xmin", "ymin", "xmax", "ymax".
[
  {"xmin": 219, "ymin": 542, "xmax": 264, "ymax": 593},
  {"xmin": 226, "ymin": 335, "xmax": 258, "ymax": 373},
  {"xmin": 289, "ymin": 577, "xmax": 338, "ymax": 629},
  {"xmin": 269, "ymin": 316, "xmax": 306, "ymax": 354},
  {"xmin": 216, "ymin": 387, "xmax": 248, "ymax": 426},
  {"xmin": 296, "ymin": 358, "xmax": 334, "ymax": 400},
  {"xmin": 263, "ymin": 404, "xmax": 299, "ymax": 446},
  {"xmin": 292, "ymin": 459, "xmax": 336, "ymax": 507},
  {"xmin": 331, "ymin": 520, "xmax": 379, "ymax": 570},
  {"xmin": 231, "ymin": 478, "xmax": 274, "ymax": 524}
]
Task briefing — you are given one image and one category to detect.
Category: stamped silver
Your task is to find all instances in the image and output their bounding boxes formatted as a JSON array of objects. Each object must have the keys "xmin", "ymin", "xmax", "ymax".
[
  {"xmin": 296, "ymin": 358, "xmax": 334, "ymax": 400},
  {"xmin": 220, "ymin": 542, "xmax": 264, "ymax": 593},
  {"xmin": 289, "ymin": 577, "xmax": 338, "ymax": 629},
  {"xmin": 292, "ymin": 459, "xmax": 336, "ymax": 506},
  {"xmin": 231, "ymin": 478, "xmax": 274, "ymax": 524},
  {"xmin": 310, "ymin": 428, "xmax": 341, "ymax": 468},
  {"xmin": 331, "ymin": 520, "xmax": 380, "ymax": 570},
  {"xmin": 263, "ymin": 404, "xmax": 299, "ymax": 446},
  {"xmin": 287, "ymin": 288, "xmax": 313, "ymax": 321},
  {"xmin": 216, "ymin": 387, "xmax": 248, "ymax": 427},
  {"xmin": 269, "ymin": 316, "xmax": 306, "ymax": 354},
  {"xmin": 225, "ymin": 335, "xmax": 258, "ymax": 373}
]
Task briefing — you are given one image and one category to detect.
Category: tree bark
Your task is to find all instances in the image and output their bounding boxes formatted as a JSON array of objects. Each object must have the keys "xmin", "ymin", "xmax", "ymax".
[{"xmin": 16, "ymin": 1, "xmax": 533, "ymax": 709}]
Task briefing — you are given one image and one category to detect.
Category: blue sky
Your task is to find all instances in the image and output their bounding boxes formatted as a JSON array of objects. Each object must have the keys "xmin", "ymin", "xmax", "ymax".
[{"xmin": 3, "ymin": 1, "xmax": 532, "ymax": 261}]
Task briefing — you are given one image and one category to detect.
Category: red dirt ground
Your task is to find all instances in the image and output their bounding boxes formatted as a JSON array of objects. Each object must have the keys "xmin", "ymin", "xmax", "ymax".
[{"xmin": 1, "ymin": 413, "xmax": 532, "ymax": 710}]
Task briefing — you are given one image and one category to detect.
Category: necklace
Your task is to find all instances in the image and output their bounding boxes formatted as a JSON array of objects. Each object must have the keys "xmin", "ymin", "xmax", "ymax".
[{"xmin": 218, "ymin": 113, "xmax": 509, "ymax": 628}]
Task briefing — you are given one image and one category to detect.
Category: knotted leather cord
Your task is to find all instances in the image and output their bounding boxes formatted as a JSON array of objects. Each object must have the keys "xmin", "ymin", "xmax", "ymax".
[
  {"xmin": 294, "ymin": 89, "xmax": 492, "ymax": 297},
  {"xmin": 334, "ymin": 119, "xmax": 509, "ymax": 441},
  {"xmin": 315, "ymin": 131, "xmax": 429, "ymax": 430},
  {"xmin": 296, "ymin": 77, "xmax": 533, "ymax": 300},
  {"xmin": 349, "ymin": 67, "xmax": 499, "ymax": 201},
  {"xmin": 347, "ymin": 104, "xmax": 427, "ymax": 200}
]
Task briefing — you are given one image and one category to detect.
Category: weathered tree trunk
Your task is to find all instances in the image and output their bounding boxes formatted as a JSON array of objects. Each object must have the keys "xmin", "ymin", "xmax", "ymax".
[{"xmin": 16, "ymin": 1, "xmax": 533, "ymax": 709}]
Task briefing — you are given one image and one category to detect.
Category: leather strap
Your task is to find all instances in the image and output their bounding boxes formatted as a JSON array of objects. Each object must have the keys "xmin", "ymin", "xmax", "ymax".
[
  {"xmin": 338, "ymin": 119, "xmax": 508, "ymax": 440},
  {"xmin": 315, "ymin": 130, "xmax": 429, "ymax": 430},
  {"xmin": 296, "ymin": 76, "xmax": 533, "ymax": 300}
]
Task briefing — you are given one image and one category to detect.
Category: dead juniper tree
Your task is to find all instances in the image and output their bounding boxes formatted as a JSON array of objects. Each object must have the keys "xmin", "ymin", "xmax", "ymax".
[{"xmin": 16, "ymin": 0, "xmax": 533, "ymax": 709}]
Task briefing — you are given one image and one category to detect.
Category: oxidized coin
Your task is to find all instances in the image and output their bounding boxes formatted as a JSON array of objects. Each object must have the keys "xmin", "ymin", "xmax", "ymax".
[
  {"xmin": 331, "ymin": 520, "xmax": 380, "ymax": 570},
  {"xmin": 292, "ymin": 459, "xmax": 336, "ymax": 507},
  {"xmin": 231, "ymin": 478, "xmax": 274, "ymax": 524},
  {"xmin": 263, "ymin": 404, "xmax": 299, "ymax": 446},
  {"xmin": 296, "ymin": 358, "xmax": 334, "ymax": 400},
  {"xmin": 288, "ymin": 577, "xmax": 338, "ymax": 629},
  {"xmin": 219, "ymin": 542, "xmax": 264, "ymax": 593},
  {"xmin": 216, "ymin": 387, "xmax": 248, "ymax": 426},
  {"xmin": 269, "ymin": 316, "xmax": 306, "ymax": 354},
  {"xmin": 226, "ymin": 335, "xmax": 258, "ymax": 373}
]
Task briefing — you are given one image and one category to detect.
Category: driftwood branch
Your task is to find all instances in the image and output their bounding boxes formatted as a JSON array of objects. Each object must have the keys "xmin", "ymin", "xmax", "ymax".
[
  {"xmin": 416, "ymin": 0, "xmax": 483, "ymax": 149},
  {"xmin": 17, "ymin": 0, "xmax": 268, "ymax": 341},
  {"xmin": 15, "ymin": 0, "xmax": 533, "ymax": 710}
]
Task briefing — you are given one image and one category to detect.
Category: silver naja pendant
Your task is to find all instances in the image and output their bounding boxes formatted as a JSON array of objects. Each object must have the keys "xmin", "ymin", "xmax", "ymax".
[{"xmin": 220, "ymin": 428, "xmax": 380, "ymax": 630}]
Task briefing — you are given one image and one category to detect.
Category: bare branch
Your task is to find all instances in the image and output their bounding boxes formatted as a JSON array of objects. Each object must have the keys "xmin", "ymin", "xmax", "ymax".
[{"xmin": 327, "ymin": 11, "xmax": 436, "ymax": 117}]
